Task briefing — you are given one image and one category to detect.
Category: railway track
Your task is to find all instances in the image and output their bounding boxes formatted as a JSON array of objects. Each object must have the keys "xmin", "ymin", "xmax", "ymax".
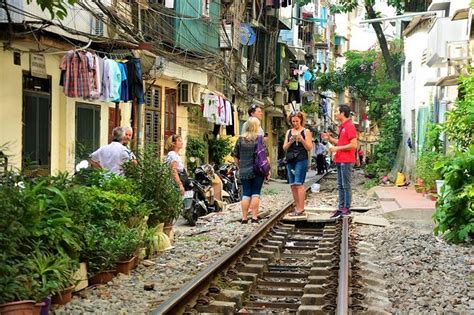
[{"xmin": 152, "ymin": 176, "xmax": 351, "ymax": 315}]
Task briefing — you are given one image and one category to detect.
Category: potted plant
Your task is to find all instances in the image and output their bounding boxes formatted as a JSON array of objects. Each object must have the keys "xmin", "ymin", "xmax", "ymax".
[
  {"xmin": 124, "ymin": 146, "xmax": 183, "ymax": 227},
  {"xmin": 82, "ymin": 223, "xmax": 119, "ymax": 285},
  {"xmin": 114, "ymin": 225, "xmax": 142, "ymax": 275},
  {"xmin": 24, "ymin": 246, "xmax": 76, "ymax": 306}
]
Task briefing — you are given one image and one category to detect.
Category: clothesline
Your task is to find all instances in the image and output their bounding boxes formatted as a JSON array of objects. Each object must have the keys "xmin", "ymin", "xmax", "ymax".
[{"xmin": 60, "ymin": 50, "xmax": 144, "ymax": 104}]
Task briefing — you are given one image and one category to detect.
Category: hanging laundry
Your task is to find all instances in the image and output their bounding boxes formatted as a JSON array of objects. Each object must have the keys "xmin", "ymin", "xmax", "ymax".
[
  {"xmin": 102, "ymin": 58, "xmax": 121, "ymax": 102},
  {"xmin": 116, "ymin": 62, "xmax": 128, "ymax": 103},
  {"xmin": 59, "ymin": 50, "xmax": 91, "ymax": 98},
  {"xmin": 225, "ymin": 102, "xmax": 235, "ymax": 136},
  {"xmin": 86, "ymin": 52, "xmax": 102, "ymax": 100},
  {"xmin": 126, "ymin": 57, "xmax": 144, "ymax": 105},
  {"xmin": 203, "ymin": 94, "xmax": 219, "ymax": 123}
]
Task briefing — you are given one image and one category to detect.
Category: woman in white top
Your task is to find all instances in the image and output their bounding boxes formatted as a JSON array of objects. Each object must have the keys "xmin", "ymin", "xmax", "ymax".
[{"xmin": 165, "ymin": 134, "xmax": 185, "ymax": 195}]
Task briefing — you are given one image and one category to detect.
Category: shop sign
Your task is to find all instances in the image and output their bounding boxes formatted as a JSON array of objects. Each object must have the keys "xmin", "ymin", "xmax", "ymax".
[{"xmin": 30, "ymin": 54, "xmax": 47, "ymax": 78}]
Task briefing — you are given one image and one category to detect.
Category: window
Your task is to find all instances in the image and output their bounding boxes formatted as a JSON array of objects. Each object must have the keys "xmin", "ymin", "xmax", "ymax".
[
  {"xmin": 407, "ymin": 61, "xmax": 412, "ymax": 74},
  {"xmin": 202, "ymin": 0, "xmax": 210, "ymax": 17},
  {"xmin": 145, "ymin": 86, "xmax": 162, "ymax": 153},
  {"xmin": 22, "ymin": 74, "xmax": 51, "ymax": 175},
  {"xmin": 76, "ymin": 103, "xmax": 101, "ymax": 163},
  {"xmin": 164, "ymin": 89, "xmax": 177, "ymax": 139},
  {"xmin": 91, "ymin": 13, "xmax": 104, "ymax": 36}
]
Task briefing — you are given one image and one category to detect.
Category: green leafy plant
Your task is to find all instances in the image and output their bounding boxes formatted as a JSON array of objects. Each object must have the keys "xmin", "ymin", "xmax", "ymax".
[
  {"xmin": 186, "ymin": 136, "xmax": 208, "ymax": 171},
  {"xmin": 365, "ymin": 97, "xmax": 402, "ymax": 176},
  {"xmin": 442, "ymin": 71, "xmax": 474, "ymax": 152},
  {"xmin": 432, "ymin": 71, "xmax": 474, "ymax": 243},
  {"xmin": 208, "ymin": 136, "xmax": 233, "ymax": 166},
  {"xmin": 27, "ymin": 0, "xmax": 76, "ymax": 19},
  {"xmin": 416, "ymin": 151, "xmax": 445, "ymax": 190},
  {"xmin": 24, "ymin": 246, "xmax": 76, "ymax": 300},
  {"xmin": 124, "ymin": 145, "xmax": 182, "ymax": 226},
  {"xmin": 433, "ymin": 145, "xmax": 474, "ymax": 243}
]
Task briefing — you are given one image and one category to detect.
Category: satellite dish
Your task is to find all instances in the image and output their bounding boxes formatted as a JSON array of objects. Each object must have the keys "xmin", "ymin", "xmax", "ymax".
[{"xmin": 239, "ymin": 24, "xmax": 256, "ymax": 46}]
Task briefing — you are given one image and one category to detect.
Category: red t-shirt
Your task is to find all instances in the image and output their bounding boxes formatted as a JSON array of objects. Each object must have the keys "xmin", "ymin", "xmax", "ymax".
[{"xmin": 334, "ymin": 119, "xmax": 357, "ymax": 163}]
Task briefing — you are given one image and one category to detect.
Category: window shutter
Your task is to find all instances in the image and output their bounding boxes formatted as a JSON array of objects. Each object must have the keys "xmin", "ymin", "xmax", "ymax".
[{"xmin": 145, "ymin": 86, "xmax": 161, "ymax": 153}]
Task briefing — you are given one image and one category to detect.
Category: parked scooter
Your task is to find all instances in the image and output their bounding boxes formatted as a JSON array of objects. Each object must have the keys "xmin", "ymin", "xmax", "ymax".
[
  {"xmin": 182, "ymin": 164, "xmax": 222, "ymax": 226},
  {"xmin": 216, "ymin": 163, "xmax": 241, "ymax": 203}
]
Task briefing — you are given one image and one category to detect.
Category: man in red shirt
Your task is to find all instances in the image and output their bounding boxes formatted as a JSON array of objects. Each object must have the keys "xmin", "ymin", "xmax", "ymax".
[{"xmin": 322, "ymin": 105, "xmax": 358, "ymax": 218}]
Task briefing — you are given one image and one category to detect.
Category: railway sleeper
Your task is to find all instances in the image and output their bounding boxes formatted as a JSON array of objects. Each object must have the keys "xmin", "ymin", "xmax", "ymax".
[
  {"xmin": 297, "ymin": 304, "xmax": 326, "ymax": 314},
  {"xmin": 239, "ymin": 263, "xmax": 266, "ymax": 276},
  {"xmin": 194, "ymin": 300, "xmax": 236, "ymax": 314}
]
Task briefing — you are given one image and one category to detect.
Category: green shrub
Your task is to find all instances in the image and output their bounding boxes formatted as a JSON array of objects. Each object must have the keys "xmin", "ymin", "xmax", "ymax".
[
  {"xmin": 416, "ymin": 151, "xmax": 445, "ymax": 190},
  {"xmin": 124, "ymin": 145, "xmax": 182, "ymax": 226},
  {"xmin": 186, "ymin": 136, "xmax": 207, "ymax": 171},
  {"xmin": 433, "ymin": 145, "xmax": 474, "ymax": 243},
  {"xmin": 208, "ymin": 136, "xmax": 233, "ymax": 166}
]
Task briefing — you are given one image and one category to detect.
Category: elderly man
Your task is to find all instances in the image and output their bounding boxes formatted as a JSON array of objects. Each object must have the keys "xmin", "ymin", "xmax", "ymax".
[{"xmin": 90, "ymin": 126, "xmax": 137, "ymax": 175}]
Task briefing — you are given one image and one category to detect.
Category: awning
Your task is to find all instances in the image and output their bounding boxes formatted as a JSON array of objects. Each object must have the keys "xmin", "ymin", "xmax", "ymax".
[
  {"xmin": 436, "ymin": 75, "xmax": 459, "ymax": 86},
  {"xmin": 288, "ymin": 47, "xmax": 306, "ymax": 60},
  {"xmin": 424, "ymin": 78, "xmax": 438, "ymax": 86},
  {"xmin": 452, "ymin": 8, "xmax": 470, "ymax": 21}
]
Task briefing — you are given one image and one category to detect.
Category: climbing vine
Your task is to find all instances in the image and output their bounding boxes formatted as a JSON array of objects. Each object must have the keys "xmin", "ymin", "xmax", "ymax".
[
  {"xmin": 433, "ymin": 71, "xmax": 474, "ymax": 243},
  {"xmin": 365, "ymin": 97, "xmax": 402, "ymax": 177}
]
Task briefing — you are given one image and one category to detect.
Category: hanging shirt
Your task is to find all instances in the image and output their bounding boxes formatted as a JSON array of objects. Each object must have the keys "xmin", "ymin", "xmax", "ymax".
[
  {"xmin": 203, "ymin": 94, "xmax": 219, "ymax": 123},
  {"xmin": 126, "ymin": 57, "xmax": 144, "ymax": 105},
  {"xmin": 59, "ymin": 50, "xmax": 91, "ymax": 98},
  {"xmin": 116, "ymin": 62, "xmax": 128, "ymax": 102},
  {"xmin": 87, "ymin": 52, "xmax": 102, "ymax": 100},
  {"xmin": 109, "ymin": 60, "xmax": 122, "ymax": 102}
]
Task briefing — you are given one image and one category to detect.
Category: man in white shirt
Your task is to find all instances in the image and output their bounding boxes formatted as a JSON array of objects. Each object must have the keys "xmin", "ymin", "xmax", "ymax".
[{"xmin": 90, "ymin": 127, "xmax": 137, "ymax": 175}]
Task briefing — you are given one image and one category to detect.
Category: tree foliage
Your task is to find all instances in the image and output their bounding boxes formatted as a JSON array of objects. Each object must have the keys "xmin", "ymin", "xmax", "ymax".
[
  {"xmin": 365, "ymin": 97, "xmax": 402, "ymax": 176},
  {"xmin": 314, "ymin": 47, "xmax": 402, "ymax": 123},
  {"xmin": 433, "ymin": 71, "xmax": 474, "ymax": 243},
  {"xmin": 27, "ymin": 0, "xmax": 76, "ymax": 19}
]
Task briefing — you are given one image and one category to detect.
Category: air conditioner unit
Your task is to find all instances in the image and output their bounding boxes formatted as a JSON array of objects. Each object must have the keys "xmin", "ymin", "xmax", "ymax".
[{"xmin": 179, "ymin": 82, "xmax": 201, "ymax": 105}]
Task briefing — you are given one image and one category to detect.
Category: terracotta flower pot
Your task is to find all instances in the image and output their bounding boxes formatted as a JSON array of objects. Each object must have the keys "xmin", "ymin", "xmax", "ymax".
[
  {"xmin": 88, "ymin": 270, "xmax": 115, "ymax": 285},
  {"xmin": 51, "ymin": 285, "xmax": 74, "ymax": 305},
  {"xmin": 116, "ymin": 256, "xmax": 137, "ymax": 275},
  {"xmin": 32, "ymin": 301, "xmax": 45, "ymax": 315},
  {"xmin": 0, "ymin": 300, "xmax": 36, "ymax": 315}
]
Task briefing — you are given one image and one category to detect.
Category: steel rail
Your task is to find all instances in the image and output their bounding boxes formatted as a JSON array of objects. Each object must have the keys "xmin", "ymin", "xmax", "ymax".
[
  {"xmin": 151, "ymin": 174, "xmax": 326, "ymax": 315},
  {"xmin": 336, "ymin": 216, "xmax": 349, "ymax": 315}
]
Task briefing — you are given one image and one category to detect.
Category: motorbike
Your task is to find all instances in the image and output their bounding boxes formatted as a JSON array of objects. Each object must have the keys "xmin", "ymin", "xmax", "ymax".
[
  {"xmin": 216, "ymin": 163, "xmax": 241, "ymax": 203},
  {"xmin": 277, "ymin": 158, "xmax": 288, "ymax": 181},
  {"xmin": 182, "ymin": 164, "xmax": 222, "ymax": 226}
]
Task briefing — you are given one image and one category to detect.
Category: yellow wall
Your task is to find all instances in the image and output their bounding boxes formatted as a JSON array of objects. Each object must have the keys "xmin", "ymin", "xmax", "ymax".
[{"xmin": 0, "ymin": 41, "xmax": 132, "ymax": 174}]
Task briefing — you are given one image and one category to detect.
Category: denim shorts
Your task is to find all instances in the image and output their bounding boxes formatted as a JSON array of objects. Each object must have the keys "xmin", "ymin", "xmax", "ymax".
[
  {"xmin": 241, "ymin": 176, "xmax": 265, "ymax": 199},
  {"xmin": 287, "ymin": 159, "xmax": 308, "ymax": 186}
]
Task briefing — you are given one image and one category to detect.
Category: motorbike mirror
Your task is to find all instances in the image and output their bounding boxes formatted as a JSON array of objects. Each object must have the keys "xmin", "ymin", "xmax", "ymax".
[{"xmin": 75, "ymin": 160, "xmax": 90, "ymax": 172}]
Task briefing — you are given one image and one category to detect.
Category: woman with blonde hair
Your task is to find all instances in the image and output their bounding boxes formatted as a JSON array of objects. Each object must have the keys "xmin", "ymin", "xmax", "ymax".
[
  {"xmin": 283, "ymin": 111, "xmax": 312, "ymax": 216},
  {"xmin": 232, "ymin": 117, "xmax": 270, "ymax": 224},
  {"xmin": 165, "ymin": 134, "xmax": 186, "ymax": 195}
]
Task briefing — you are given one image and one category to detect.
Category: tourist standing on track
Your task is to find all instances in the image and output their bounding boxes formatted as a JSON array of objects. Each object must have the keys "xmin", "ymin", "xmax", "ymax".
[
  {"xmin": 283, "ymin": 111, "xmax": 313, "ymax": 216},
  {"xmin": 232, "ymin": 117, "xmax": 269, "ymax": 224},
  {"xmin": 322, "ymin": 105, "xmax": 358, "ymax": 218}
]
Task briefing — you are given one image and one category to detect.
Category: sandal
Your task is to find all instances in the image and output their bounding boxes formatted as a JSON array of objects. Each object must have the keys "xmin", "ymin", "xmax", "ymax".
[{"xmin": 288, "ymin": 210, "xmax": 306, "ymax": 217}]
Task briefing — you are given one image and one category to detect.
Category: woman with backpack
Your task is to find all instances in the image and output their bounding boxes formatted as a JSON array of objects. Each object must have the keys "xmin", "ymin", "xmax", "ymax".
[
  {"xmin": 232, "ymin": 117, "xmax": 270, "ymax": 224},
  {"xmin": 283, "ymin": 111, "xmax": 313, "ymax": 216}
]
